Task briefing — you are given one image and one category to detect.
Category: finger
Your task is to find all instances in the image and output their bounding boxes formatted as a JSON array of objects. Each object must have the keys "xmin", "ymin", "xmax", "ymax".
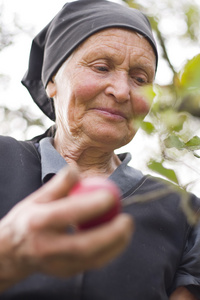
[
  {"xmin": 31, "ymin": 166, "xmax": 80, "ymax": 203},
  {"xmin": 37, "ymin": 214, "xmax": 134, "ymax": 275},
  {"xmin": 31, "ymin": 189, "xmax": 117, "ymax": 230},
  {"xmin": 67, "ymin": 214, "xmax": 134, "ymax": 265}
]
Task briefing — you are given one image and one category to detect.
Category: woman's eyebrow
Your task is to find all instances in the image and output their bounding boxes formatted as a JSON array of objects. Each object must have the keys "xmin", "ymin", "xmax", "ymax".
[
  {"xmin": 83, "ymin": 47, "xmax": 117, "ymax": 60},
  {"xmin": 129, "ymin": 62, "xmax": 155, "ymax": 75}
]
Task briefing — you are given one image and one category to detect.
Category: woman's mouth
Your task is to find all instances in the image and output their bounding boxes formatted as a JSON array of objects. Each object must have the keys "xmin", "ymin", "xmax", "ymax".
[{"xmin": 90, "ymin": 108, "xmax": 127, "ymax": 121}]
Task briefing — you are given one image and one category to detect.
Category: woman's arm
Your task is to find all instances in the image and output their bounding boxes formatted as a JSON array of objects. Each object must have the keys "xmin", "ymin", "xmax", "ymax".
[{"xmin": 0, "ymin": 166, "xmax": 133, "ymax": 293}]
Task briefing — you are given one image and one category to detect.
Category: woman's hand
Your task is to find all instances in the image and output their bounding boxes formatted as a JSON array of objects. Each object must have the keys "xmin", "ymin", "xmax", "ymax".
[
  {"xmin": 0, "ymin": 166, "xmax": 133, "ymax": 292},
  {"xmin": 169, "ymin": 287, "xmax": 198, "ymax": 300}
]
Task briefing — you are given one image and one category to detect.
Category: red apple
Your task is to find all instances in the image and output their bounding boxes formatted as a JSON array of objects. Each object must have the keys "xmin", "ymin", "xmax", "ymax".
[{"xmin": 69, "ymin": 177, "xmax": 121, "ymax": 230}]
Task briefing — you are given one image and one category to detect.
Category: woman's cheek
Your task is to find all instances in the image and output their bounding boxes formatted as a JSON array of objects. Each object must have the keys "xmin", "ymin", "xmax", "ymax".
[
  {"xmin": 132, "ymin": 95, "xmax": 150, "ymax": 116},
  {"xmin": 75, "ymin": 75, "xmax": 103, "ymax": 102}
]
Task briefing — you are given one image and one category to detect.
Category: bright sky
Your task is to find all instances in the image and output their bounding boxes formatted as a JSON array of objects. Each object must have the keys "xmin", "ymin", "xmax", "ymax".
[{"xmin": 0, "ymin": 0, "xmax": 200, "ymax": 196}]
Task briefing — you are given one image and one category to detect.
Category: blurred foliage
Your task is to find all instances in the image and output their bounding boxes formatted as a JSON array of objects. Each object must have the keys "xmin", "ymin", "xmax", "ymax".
[
  {"xmin": 0, "ymin": 4, "xmax": 13, "ymax": 83},
  {"xmin": 0, "ymin": 7, "xmax": 13, "ymax": 51},
  {"xmin": 123, "ymin": 0, "xmax": 200, "ymax": 198},
  {"xmin": 137, "ymin": 54, "xmax": 200, "ymax": 191},
  {"xmin": 0, "ymin": 3, "xmax": 46, "ymax": 140},
  {"xmin": 124, "ymin": 0, "xmax": 200, "ymax": 76},
  {"xmin": 135, "ymin": 54, "xmax": 200, "ymax": 222},
  {"xmin": 0, "ymin": 105, "xmax": 47, "ymax": 139}
]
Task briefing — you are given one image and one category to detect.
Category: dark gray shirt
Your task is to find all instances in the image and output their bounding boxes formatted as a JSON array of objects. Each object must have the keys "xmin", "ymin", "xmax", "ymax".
[
  {"xmin": 35, "ymin": 137, "xmax": 200, "ymax": 299},
  {"xmin": 0, "ymin": 135, "xmax": 200, "ymax": 299}
]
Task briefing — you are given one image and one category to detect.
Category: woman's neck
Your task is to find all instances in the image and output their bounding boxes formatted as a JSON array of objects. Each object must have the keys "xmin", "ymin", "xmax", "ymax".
[{"xmin": 54, "ymin": 131, "xmax": 121, "ymax": 179}]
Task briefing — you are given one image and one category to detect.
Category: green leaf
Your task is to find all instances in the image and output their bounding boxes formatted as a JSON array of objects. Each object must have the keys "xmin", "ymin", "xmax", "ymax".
[
  {"xmin": 180, "ymin": 54, "xmax": 200, "ymax": 90},
  {"xmin": 140, "ymin": 121, "xmax": 155, "ymax": 134},
  {"xmin": 193, "ymin": 152, "xmax": 200, "ymax": 159},
  {"xmin": 184, "ymin": 4, "xmax": 200, "ymax": 42},
  {"xmin": 123, "ymin": 0, "xmax": 140, "ymax": 9},
  {"xmin": 164, "ymin": 135, "xmax": 185, "ymax": 149},
  {"xmin": 137, "ymin": 84, "xmax": 156, "ymax": 106},
  {"xmin": 148, "ymin": 160, "xmax": 179, "ymax": 184},
  {"xmin": 178, "ymin": 92, "xmax": 200, "ymax": 117},
  {"xmin": 185, "ymin": 136, "xmax": 200, "ymax": 151},
  {"xmin": 159, "ymin": 111, "xmax": 187, "ymax": 132}
]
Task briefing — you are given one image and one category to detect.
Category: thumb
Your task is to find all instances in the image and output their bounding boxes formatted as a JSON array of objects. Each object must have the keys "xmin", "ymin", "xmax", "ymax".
[{"xmin": 31, "ymin": 166, "xmax": 80, "ymax": 203}]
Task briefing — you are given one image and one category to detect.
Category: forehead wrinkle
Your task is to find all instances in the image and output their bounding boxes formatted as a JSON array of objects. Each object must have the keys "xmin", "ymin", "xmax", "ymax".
[
  {"xmin": 75, "ymin": 29, "xmax": 139, "ymax": 56},
  {"xmin": 81, "ymin": 39, "xmax": 139, "ymax": 63},
  {"xmin": 130, "ymin": 48, "xmax": 156, "ymax": 66},
  {"xmin": 84, "ymin": 42, "xmax": 155, "ymax": 75},
  {"xmin": 72, "ymin": 28, "xmax": 155, "ymax": 74},
  {"xmin": 77, "ymin": 42, "xmax": 124, "ymax": 67}
]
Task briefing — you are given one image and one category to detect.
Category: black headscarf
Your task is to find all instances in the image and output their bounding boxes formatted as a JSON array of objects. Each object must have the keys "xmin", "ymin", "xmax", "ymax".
[{"xmin": 22, "ymin": 0, "xmax": 158, "ymax": 121}]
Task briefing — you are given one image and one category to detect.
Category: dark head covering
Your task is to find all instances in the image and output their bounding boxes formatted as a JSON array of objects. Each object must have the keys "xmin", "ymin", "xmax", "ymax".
[{"xmin": 22, "ymin": 0, "xmax": 158, "ymax": 121}]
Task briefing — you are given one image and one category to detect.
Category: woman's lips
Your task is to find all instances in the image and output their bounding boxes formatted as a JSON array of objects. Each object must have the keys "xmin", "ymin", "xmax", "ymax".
[{"xmin": 91, "ymin": 108, "xmax": 127, "ymax": 120}]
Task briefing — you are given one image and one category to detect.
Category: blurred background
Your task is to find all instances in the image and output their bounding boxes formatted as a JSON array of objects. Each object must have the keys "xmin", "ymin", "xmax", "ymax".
[{"xmin": 0, "ymin": 0, "xmax": 200, "ymax": 195}]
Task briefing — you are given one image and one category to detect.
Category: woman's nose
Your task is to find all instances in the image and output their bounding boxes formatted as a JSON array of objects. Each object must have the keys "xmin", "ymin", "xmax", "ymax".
[{"xmin": 105, "ymin": 72, "xmax": 131, "ymax": 103}]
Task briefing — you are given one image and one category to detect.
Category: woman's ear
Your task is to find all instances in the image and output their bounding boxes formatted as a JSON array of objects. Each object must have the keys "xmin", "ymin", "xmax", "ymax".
[{"xmin": 46, "ymin": 79, "xmax": 57, "ymax": 98}]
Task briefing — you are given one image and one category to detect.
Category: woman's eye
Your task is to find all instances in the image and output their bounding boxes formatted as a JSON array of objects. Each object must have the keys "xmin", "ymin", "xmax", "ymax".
[
  {"xmin": 95, "ymin": 66, "xmax": 109, "ymax": 72},
  {"xmin": 136, "ymin": 77, "xmax": 146, "ymax": 83},
  {"xmin": 134, "ymin": 77, "xmax": 148, "ymax": 85},
  {"xmin": 130, "ymin": 71, "xmax": 148, "ymax": 85}
]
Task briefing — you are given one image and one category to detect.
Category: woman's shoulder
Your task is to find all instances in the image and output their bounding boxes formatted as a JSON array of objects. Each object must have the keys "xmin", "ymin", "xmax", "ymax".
[
  {"xmin": 0, "ymin": 135, "xmax": 39, "ymax": 158},
  {"xmin": 0, "ymin": 135, "xmax": 42, "ymax": 175}
]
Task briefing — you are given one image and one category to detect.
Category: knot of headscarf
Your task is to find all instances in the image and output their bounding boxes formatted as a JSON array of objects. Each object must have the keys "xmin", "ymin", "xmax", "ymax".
[{"xmin": 22, "ymin": 0, "xmax": 158, "ymax": 121}]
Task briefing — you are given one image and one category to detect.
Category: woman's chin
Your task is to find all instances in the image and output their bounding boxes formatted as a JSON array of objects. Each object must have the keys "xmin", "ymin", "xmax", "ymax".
[{"xmin": 86, "ymin": 129, "xmax": 135, "ymax": 150}]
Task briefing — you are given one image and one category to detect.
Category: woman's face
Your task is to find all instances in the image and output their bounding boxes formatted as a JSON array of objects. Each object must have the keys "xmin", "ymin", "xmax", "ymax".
[{"xmin": 47, "ymin": 28, "xmax": 156, "ymax": 150}]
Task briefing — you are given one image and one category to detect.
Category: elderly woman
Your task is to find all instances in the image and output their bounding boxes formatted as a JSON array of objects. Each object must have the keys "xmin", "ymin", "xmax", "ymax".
[{"xmin": 0, "ymin": 0, "xmax": 199, "ymax": 299}]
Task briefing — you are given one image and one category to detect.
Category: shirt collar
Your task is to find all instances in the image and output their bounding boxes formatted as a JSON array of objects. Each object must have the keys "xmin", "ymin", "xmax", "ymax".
[
  {"xmin": 38, "ymin": 137, "xmax": 67, "ymax": 183},
  {"xmin": 110, "ymin": 153, "xmax": 143, "ymax": 196}
]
